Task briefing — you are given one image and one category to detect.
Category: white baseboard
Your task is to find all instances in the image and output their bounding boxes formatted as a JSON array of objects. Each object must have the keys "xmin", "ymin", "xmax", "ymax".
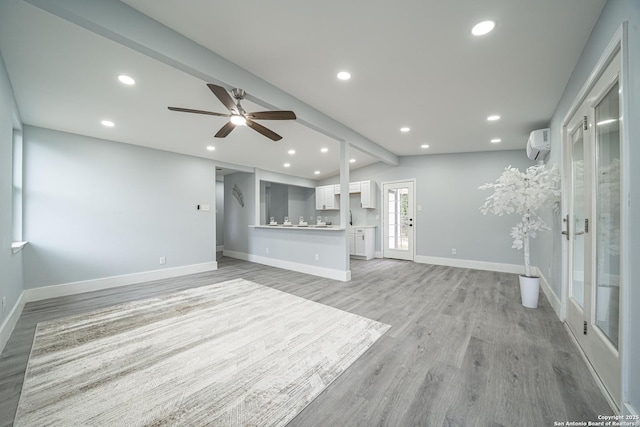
[
  {"xmin": 0, "ymin": 291, "xmax": 26, "ymax": 354},
  {"xmin": 535, "ymin": 267, "xmax": 563, "ymax": 319},
  {"xmin": 223, "ymin": 250, "xmax": 350, "ymax": 282},
  {"xmin": 414, "ymin": 255, "xmax": 525, "ymax": 275},
  {"xmin": 24, "ymin": 261, "xmax": 218, "ymax": 302},
  {"xmin": 374, "ymin": 251, "xmax": 382, "ymax": 259},
  {"xmin": 216, "ymin": 245, "xmax": 224, "ymax": 252}
]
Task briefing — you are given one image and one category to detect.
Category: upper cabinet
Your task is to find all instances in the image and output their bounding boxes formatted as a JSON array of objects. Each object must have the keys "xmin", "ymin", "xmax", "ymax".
[
  {"xmin": 359, "ymin": 180, "xmax": 376, "ymax": 208},
  {"xmin": 315, "ymin": 185, "xmax": 337, "ymax": 210},
  {"xmin": 323, "ymin": 180, "xmax": 377, "ymax": 209}
]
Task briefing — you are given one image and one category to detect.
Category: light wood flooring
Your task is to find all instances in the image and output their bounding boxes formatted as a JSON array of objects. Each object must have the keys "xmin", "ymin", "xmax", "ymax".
[{"xmin": 0, "ymin": 255, "xmax": 612, "ymax": 426}]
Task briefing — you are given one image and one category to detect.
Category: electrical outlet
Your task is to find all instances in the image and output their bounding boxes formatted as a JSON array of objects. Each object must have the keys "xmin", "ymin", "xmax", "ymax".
[
  {"xmin": 451, "ymin": 248, "xmax": 457, "ymax": 255},
  {"xmin": 315, "ymin": 254, "xmax": 319, "ymax": 261},
  {"xmin": 266, "ymin": 247, "xmax": 270, "ymax": 254},
  {"xmin": 159, "ymin": 256, "xmax": 166, "ymax": 265},
  {"xmin": 2, "ymin": 296, "xmax": 6, "ymax": 313}
]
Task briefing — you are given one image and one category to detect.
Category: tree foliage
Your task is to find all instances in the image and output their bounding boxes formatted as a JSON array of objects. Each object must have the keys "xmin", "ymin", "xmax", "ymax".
[{"xmin": 479, "ymin": 164, "xmax": 561, "ymax": 277}]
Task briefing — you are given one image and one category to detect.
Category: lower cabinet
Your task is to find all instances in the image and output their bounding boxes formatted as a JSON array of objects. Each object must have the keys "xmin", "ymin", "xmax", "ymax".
[{"xmin": 349, "ymin": 227, "xmax": 375, "ymax": 260}]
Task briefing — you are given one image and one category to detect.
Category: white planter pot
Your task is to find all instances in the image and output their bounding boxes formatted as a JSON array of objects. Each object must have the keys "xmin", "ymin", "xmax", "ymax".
[{"xmin": 519, "ymin": 275, "xmax": 540, "ymax": 308}]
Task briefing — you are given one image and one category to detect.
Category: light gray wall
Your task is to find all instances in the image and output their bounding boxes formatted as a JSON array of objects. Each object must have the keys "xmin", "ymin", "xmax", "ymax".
[
  {"xmin": 0, "ymin": 51, "xmax": 23, "ymax": 327},
  {"xmin": 543, "ymin": 0, "xmax": 640, "ymax": 414},
  {"xmin": 322, "ymin": 150, "xmax": 534, "ymax": 265},
  {"xmin": 269, "ymin": 183, "xmax": 289, "ymax": 223},
  {"xmin": 287, "ymin": 185, "xmax": 315, "ymax": 223},
  {"xmin": 250, "ymin": 228, "xmax": 348, "ymax": 271},
  {"xmin": 22, "ymin": 126, "xmax": 217, "ymax": 289}
]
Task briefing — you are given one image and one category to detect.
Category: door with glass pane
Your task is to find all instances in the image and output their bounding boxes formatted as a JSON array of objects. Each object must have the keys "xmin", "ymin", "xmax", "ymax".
[
  {"xmin": 383, "ymin": 181, "xmax": 415, "ymax": 261},
  {"xmin": 564, "ymin": 51, "xmax": 621, "ymax": 407}
]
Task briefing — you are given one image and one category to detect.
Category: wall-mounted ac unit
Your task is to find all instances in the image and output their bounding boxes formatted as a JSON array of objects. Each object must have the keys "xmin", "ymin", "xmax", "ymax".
[{"xmin": 526, "ymin": 128, "xmax": 551, "ymax": 161}]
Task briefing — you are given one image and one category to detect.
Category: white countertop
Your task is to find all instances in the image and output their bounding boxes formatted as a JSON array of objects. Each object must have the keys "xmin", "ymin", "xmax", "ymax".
[{"xmin": 252, "ymin": 225, "xmax": 345, "ymax": 231}]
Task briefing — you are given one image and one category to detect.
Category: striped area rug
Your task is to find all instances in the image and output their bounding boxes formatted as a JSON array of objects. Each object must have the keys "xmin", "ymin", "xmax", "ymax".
[{"xmin": 14, "ymin": 278, "xmax": 390, "ymax": 426}]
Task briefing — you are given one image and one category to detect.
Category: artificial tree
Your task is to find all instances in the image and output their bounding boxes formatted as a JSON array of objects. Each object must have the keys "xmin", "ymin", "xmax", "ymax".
[{"xmin": 479, "ymin": 164, "xmax": 561, "ymax": 278}]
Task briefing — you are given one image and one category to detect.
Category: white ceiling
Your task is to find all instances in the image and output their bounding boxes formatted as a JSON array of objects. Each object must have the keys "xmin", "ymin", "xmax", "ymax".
[{"xmin": 0, "ymin": 0, "xmax": 606, "ymax": 179}]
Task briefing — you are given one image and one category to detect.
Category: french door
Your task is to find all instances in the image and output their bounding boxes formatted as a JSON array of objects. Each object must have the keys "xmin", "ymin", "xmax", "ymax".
[
  {"xmin": 382, "ymin": 180, "xmax": 415, "ymax": 261},
  {"xmin": 565, "ymin": 50, "xmax": 621, "ymax": 407}
]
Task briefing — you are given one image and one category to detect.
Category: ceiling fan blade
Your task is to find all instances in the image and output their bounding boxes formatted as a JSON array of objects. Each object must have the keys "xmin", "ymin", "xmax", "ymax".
[
  {"xmin": 247, "ymin": 111, "xmax": 297, "ymax": 120},
  {"xmin": 207, "ymin": 84, "xmax": 239, "ymax": 114},
  {"xmin": 215, "ymin": 121, "xmax": 236, "ymax": 138},
  {"xmin": 246, "ymin": 119, "xmax": 282, "ymax": 141},
  {"xmin": 168, "ymin": 106, "xmax": 229, "ymax": 117}
]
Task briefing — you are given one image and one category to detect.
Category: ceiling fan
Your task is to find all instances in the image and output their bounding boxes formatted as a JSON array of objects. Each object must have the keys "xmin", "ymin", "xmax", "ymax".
[{"xmin": 168, "ymin": 83, "xmax": 296, "ymax": 141}]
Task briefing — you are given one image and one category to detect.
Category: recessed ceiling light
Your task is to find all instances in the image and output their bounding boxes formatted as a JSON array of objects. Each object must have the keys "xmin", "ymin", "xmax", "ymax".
[
  {"xmin": 101, "ymin": 120, "xmax": 115, "ymax": 127},
  {"xmin": 206, "ymin": 145, "xmax": 216, "ymax": 151},
  {"xmin": 230, "ymin": 115, "xmax": 247, "ymax": 126},
  {"xmin": 421, "ymin": 144, "xmax": 430, "ymax": 149},
  {"xmin": 337, "ymin": 71, "xmax": 351, "ymax": 80},
  {"xmin": 283, "ymin": 163, "xmax": 291, "ymax": 168},
  {"xmin": 487, "ymin": 115, "xmax": 501, "ymax": 121},
  {"xmin": 400, "ymin": 127, "xmax": 410, "ymax": 133},
  {"xmin": 314, "ymin": 170, "xmax": 320, "ymax": 175},
  {"xmin": 320, "ymin": 147, "xmax": 328, "ymax": 153},
  {"xmin": 288, "ymin": 149, "xmax": 296, "ymax": 155},
  {"xmin": 471, "ymin": 20, "xmax": 495, "ymax": 36},
  {"xmin": 117, "ymin": 74, "xmax": 135, "ymax": 85},
  {"xmin": 490, "ymin": 138, "xmax": 501, "ymax": 143},
  {"xmin": 349, "ymin": 159, "xmax": 356, "ymax": 163}
]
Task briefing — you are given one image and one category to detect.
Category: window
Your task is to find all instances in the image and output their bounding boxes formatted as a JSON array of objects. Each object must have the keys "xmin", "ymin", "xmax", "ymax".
[{"xmin": 12, "ymin": 128, "xmax": 23, "ymax": 243}]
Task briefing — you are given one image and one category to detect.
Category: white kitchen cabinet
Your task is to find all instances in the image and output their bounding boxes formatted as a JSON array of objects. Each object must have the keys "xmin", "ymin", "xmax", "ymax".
[
  {"xmin": 359, "ymin": 180, "xmax": 377, "ymax": 209},
  {"xmin": 333, "ymin": 180, "xmax": 377, "ymax": 209},
  {"xmin": 315, "ymin": 185, "xmax": 337, "ymax": 210},
  {"xmin": 335, "ymin": 182, "xmax": 361, "ymax": 195},
  {"xmin": 349, "ymin": 226, "xmax": 375, "ymax": 260}
]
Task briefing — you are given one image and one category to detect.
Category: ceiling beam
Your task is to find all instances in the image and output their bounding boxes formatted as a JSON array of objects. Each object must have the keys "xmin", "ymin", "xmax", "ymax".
[{"xmin": 24, "ymin": 0, "xmax": 399, "ymax": 166}]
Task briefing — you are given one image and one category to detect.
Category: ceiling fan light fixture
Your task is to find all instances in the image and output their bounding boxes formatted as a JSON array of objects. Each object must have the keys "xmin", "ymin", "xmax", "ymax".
[{"xmin": 230, "ymin": 115, "xmax": 247, "ymax": 126}]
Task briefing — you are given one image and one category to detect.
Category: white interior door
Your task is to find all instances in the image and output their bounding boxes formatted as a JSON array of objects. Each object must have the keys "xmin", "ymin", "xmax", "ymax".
[
  {"xmin": 564, "ymin": 50, "xmax": 621, "ymax": 408},
  {"xmin": 383, "ymin": 181, "xmax": 415, "ymax": 261}
]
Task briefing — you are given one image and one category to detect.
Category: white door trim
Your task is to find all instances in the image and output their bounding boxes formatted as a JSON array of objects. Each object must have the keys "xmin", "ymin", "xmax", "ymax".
[
  {"xmin": 560, "ymin": 22, "xmax": 629, "ymax": 413},
  {"xmin": 381, "ymin": 179, "xmax": 416, "ymax": 261}
]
